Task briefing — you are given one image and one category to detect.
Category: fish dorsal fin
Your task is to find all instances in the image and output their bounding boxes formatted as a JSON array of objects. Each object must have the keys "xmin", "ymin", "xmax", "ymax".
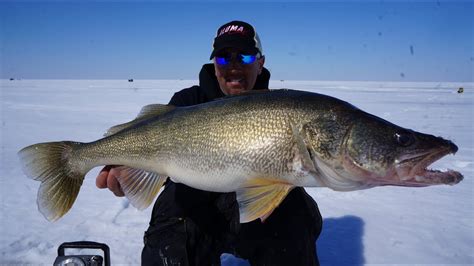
[
  {"xmin": 104, "ymin": 104, "xmax": 175, "ymax": 136},
  {"xmin": 136, "ymin": 104, "xmax": 175, "ymax": 120},
  {"xmin": 113, "ymin": 166, "xmax": 168, "ymax": 210},
  {"xmin": 236, "ymin": 178, "xmax": 294, "ymax": 223}
]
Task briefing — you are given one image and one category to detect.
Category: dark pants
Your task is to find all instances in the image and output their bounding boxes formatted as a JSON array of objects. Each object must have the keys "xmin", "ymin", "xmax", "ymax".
[
  {"xmin": 236, "ymin": 188, "xmax": 322, "ymax": 266},
  {"xmin": 142, "ymin": 217, "xmax": 222, "ymax": 266},
  {"xmin": 141, "ymin": 188, "xmax": 322, "ymax": 266}
]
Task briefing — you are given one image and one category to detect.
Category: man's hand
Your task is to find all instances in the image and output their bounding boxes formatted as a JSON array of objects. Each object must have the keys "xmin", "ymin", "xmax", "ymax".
[{"xmin": 96, "ymin": 165, "xmax": 125, "ymax": 197}]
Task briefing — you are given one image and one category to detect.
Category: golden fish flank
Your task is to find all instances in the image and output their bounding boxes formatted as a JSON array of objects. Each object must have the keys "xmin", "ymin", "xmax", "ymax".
[{"xmin": 18, "ymin": 89, "xmax": 463, "ymax": 222}]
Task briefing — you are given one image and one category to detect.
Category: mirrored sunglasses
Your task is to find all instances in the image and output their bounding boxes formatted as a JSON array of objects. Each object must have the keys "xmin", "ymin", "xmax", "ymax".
[{"xmin": 214, "ymin": 53, "xmax": 259, "ymax": 66}]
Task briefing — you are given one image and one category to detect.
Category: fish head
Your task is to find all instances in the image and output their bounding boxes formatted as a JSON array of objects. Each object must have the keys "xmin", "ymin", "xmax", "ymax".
[{"xmin": 341, "ymin": 114, "xmax": 463, "ymax": 188}]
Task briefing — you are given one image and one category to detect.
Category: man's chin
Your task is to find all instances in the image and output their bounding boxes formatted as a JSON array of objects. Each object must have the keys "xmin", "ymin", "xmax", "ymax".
[
  {"xmin": 228, "ymin": 88, "xmax": 250, "ymax": 95},
  {"xmin": 225, "ymin": 86, "xmax": 251, "ymax": 95}
]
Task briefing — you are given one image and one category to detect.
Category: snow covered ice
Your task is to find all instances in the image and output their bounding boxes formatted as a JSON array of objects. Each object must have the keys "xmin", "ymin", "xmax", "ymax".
[{"xmin": 1, "ymin": 79, "xmax": 472, "ymax": 265}]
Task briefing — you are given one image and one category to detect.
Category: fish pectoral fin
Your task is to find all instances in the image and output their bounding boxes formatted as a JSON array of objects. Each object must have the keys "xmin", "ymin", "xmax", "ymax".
[
  {"xmin": 104, "ymin": 104, "xmax": 175, "ymax": 136},
  {"xmin": 113, "ymin": 166, "xmax": 168, "ymax": 210},
  {"xmin": 236, "ymin": 178, "xmax": 294, "ymax": 223}
]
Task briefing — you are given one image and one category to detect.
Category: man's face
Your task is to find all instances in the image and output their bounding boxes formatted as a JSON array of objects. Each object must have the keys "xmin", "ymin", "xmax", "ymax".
[{"xmin": 213, "ymin": 48, "xmax": 265, "ymax": 96}]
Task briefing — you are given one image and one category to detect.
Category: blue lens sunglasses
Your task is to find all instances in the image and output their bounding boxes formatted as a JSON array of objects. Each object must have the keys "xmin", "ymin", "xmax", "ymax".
[{"xmin": 214, "ymin": 53, "xmax": 260, "ymax": 66}]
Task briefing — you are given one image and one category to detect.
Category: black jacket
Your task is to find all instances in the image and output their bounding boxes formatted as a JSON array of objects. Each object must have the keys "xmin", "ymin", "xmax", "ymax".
[
  {"xmin": 149, "ymin": 64, "xmax": 270, "ymax": 234},
  {"xmin": 147, "ymin": 64, "xmax": 321, "ymax": 265}
]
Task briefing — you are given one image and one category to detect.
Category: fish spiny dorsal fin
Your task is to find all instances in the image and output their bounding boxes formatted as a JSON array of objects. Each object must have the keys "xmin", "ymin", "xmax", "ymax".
[
  {"xmin": 104, "ymin": 104, "xmax": 175, "ymax": 136},
  {"xmin": 136, "ymin": 104, "xmax": 176, "ymax": 120},
  {"xmin": 113, "ymin": 166, "xmax": 168, "ymax": 210},
  {"xmin": 236, "ymin": 177, "xmax": 294, "ymax": 223}
]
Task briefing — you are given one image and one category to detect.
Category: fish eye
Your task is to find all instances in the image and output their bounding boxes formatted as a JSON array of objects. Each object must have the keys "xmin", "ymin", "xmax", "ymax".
[{"xmin": 394, "ymin": 132, "xmax": 414, "ymax": 147}]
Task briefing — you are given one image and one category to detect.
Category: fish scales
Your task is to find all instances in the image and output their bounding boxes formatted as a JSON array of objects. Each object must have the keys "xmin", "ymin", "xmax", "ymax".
[{"xmin": 18, "ymin": 89, "xmax": 463, "ymax": 222}]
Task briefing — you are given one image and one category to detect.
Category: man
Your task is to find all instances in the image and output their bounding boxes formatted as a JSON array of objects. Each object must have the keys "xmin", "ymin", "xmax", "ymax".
[{"xmin": 96, "ymin": 21, "xmax": 322, "ymax": 265}]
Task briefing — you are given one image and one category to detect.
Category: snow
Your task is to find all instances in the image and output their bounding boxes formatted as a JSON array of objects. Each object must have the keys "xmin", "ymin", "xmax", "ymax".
[{"xmin": 1, "ymin": 79, "xmax": 473, "ymax": 265}]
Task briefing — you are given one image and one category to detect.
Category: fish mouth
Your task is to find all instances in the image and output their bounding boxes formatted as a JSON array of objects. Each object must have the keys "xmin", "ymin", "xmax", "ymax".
[{"xmin": 394, "ymin": 141, "xmax": 463, "ymax": 186}]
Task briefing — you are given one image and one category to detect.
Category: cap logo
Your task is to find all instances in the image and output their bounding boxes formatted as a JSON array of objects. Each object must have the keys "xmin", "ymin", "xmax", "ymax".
[
  {"xmin": 218, "ymin": 25, "xmax": 246, "ymax": 37},
  {"xmin": 210, "ymin": 21, "xmax": 262, "ymax": 59}
]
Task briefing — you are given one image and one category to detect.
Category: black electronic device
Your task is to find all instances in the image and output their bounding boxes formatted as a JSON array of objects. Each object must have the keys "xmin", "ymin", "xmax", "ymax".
[{"xmin": 53, "ymin": 241, "xmax": 110, "ymax": 266}]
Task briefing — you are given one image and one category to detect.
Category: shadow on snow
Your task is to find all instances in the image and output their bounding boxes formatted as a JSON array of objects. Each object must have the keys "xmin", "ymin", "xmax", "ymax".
[
  {"xmin": 317, "ymin": 215, "xmax": 365, "ymax": 265},
  {"xmin": 221, "ymin": 215, "xmax": 365, "ymax": 265}
]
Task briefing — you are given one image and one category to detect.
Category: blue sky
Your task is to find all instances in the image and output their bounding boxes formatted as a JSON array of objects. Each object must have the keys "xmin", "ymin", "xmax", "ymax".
[{"xmin": 1, "ymin": 1, "xmax": 473, "ymax": 81}]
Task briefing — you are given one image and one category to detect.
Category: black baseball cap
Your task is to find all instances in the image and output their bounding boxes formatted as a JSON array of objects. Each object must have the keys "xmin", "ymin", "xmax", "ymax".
[{"xmin": 210, "ymin": 21, "xmax": 263, "ymax": 60}]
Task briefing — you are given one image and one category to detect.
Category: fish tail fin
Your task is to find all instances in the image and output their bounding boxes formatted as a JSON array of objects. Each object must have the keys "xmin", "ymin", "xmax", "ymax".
[{"xmin": 18, "ymin": 141, "xmax": 85, "ymax": 221}]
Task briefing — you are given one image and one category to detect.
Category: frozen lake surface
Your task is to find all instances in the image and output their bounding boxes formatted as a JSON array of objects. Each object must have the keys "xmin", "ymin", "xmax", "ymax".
[{"xmin": 1, "ymin": 79, "xmax": 473, "ymax": 265}]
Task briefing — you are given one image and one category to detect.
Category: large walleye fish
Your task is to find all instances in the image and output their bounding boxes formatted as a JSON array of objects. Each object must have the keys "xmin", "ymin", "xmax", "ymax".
[{"xmin": 18, "ymin": 89, "xmax": 463, "ymax": 222}]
